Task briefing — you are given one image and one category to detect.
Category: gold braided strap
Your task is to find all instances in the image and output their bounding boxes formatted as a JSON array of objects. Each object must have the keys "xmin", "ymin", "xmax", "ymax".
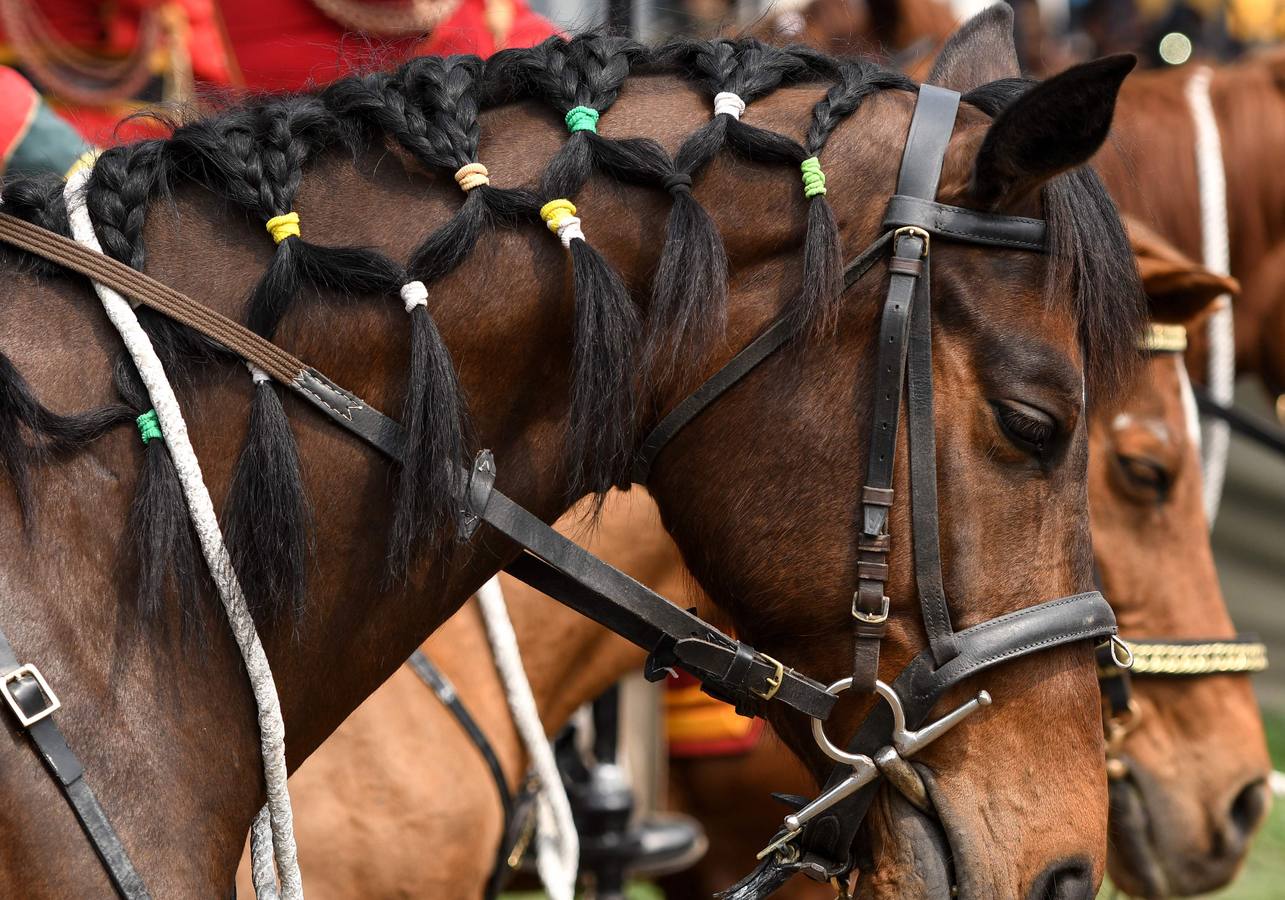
[
  {"xmin": 1141, "ymin": 322, "xmax": 1187, "ymax": 353},
  {"xmin": 1120, "ymin": 639, "xmax": 1268, "ymax": 676}
]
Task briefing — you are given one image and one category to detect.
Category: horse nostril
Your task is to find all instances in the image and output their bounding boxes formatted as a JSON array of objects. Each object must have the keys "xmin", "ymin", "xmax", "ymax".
[
  {"xmin": 1225, "ymin": 778, "xmax": 1271, "ymax": 847},
  {"xmin": 1027, "ymin": 858, "xmax": 1094, "ymax": 900}
]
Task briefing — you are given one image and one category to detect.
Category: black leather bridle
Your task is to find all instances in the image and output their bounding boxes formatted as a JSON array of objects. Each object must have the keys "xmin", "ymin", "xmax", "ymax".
[
  {"xmin": 649, "ymin": 85, "xmax": 1122, "ymax": 895},
  {"xmin": 0, "ymin": 84, "xmax": 1120, "ymax": 899}
]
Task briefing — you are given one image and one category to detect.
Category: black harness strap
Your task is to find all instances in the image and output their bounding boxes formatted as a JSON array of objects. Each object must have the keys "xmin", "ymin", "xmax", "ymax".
[
  {"xmin": 406, "ymin": 650, "xmax": 518, "ymax": 900},
  {"xmin": 0, "ymin": 629, "xmax": 150, "ymax": 899},
  {"xmin": 1191, "ymin": 385, "xmax": 1285, "ymax": 458},
  {"xmin": 282, "ymin": 372, "xmax": 837, "ymax": 722},
  {"xmin": 853, "ymin": 85, "xmax": 962, "ymax": 691}
]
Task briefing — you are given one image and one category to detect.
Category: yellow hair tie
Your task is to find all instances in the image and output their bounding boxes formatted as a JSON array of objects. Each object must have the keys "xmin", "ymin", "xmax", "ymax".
[
  {"xmin": 454, "ymin": 162, "xmax": 490, "ymax": 192},
  {"xmin": 540, "ymin": 198, "xmax": 577, "ymax": 234},
  {"xmin": 265, "ymin": 212, "xmax": 300, "ymax": 244}
]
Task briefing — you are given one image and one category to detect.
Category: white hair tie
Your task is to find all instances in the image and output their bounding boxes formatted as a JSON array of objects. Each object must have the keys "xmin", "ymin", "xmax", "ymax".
[
  {"xmin": 400, "ymin": 280, "xmax": 429, "ymax": 313},
  {"xmin": 713, "ymin": 92, "xmax": 746, "ymax": 121},
  {"xmin": 246, "ymin": 363, "xmax": 270, "ymax": 385}
]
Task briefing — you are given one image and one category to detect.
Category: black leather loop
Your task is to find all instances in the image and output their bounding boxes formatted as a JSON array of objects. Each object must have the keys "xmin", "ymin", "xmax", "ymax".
[{"xmin": 882, "ymin": 195, "xmax": 1047, "ymax": 252}]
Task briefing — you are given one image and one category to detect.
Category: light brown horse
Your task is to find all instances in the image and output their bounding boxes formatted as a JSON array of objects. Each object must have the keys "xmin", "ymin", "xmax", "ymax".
[
  {"xmin": 248, "ymin": 227, "xmax": 1268, "ymax": 900},
  {"xmin": 664, "ymin": 223, "xmax": 1274, "ymax": 899},
  {"xmin": 0, "ymin": 25, "xmax": 1139, "ymax": 899},
  {"xmin": 1092, "ymin": 51, "xmax": 1285, "ymax": 388}
]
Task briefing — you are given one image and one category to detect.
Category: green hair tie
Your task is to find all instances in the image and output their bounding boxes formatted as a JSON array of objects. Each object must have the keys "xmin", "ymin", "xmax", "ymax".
[
  {"xmin": 801, "ymin": 156, "xmax": 827, "ymax": 199},
  {"xmin": 136, "ymin": 408, "xmax": 163, "ymax": 445},
  {"xmin": 565, "ymin": 106, "xmax": 600, "ymax": 134}
]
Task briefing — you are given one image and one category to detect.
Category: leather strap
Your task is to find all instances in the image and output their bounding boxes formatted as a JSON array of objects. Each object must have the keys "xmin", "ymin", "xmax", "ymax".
[
  {"xmin": 852, "ymin": 86, "xmax": 962, "ymax": 690},
  {"xmin": 881, "ymin": 195, "xmax": 1047, "ymax": 252},
  {"xmin": 893, "ymin": 85, "xmax": 959, "ymax": 200},
  {"xmin": 1191, "ymin": 385, "xmax": 1285, "ymax": 458},
  {"xmin": 407, "ymin": 649, "xmax": 516, "ymax": 899},
  {"xmin": 905, "ymin": 233, "xmax": 957, "ymax": 667},
  {"xmin": 0, "ymin": 628, "xmax": 150, "ymax": 899},
  {"xmin": 632, "ymin": 315, "xmax": 797, "ymax": 484}
]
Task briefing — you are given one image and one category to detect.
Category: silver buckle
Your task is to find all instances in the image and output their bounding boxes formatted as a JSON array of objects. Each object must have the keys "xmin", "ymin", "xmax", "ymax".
[
  {"xmin": 2, "ymin": 664, "xmax": 61, "ymax": 727},
  {"xmin": 852, "ymin": 593, "xmax": 890, "ymax": 624}
]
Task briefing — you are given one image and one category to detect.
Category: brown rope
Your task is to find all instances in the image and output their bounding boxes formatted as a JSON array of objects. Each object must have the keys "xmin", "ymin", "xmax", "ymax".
[{"xmin": 0, "ymin": 212, "xmax": 302, "ymax": 384}]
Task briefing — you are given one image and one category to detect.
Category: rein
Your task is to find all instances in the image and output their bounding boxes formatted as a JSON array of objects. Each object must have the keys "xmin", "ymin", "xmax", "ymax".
[{"xmin": 0, "ymin": 84, "xmax": 1121, "ymax": 900}]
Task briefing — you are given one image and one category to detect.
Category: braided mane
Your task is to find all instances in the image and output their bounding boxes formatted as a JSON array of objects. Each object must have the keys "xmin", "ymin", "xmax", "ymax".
[{"xmin": 0, "ymin": 34, "xmax": 1141, "ymax": 631}]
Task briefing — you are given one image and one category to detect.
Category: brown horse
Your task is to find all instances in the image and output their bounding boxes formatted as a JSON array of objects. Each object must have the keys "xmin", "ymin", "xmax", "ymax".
[
  {"xmin": 253, "ymin": 225, "xmax": 1267, "ymax": 900},
  {"xmin": 0, "ymin": 23, "xmax": 1139, "ymax": 899},
  {"xmin": 666, "ymin": 222, "xmax": 1275, "ymax": 899},
  {"xmin": 1092, "ymin": 52, "xmax": 1285, "ymax": 385}
]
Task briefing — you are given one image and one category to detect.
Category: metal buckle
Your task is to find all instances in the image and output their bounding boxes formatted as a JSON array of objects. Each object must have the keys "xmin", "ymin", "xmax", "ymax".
[
  {"xmin": 753, "ymin": 653, "xmax": 785, "ymax": 701},
  {"xmin": 893, "ymin": 225, "xmax": 930, "ymax": 257},
  {"xmin": 851, "ymin": 593, "xmax": 890, "ymax": 624},
  {"xmin": 2, "ymin": 664, "xmax": 61, "ymax": 728}
]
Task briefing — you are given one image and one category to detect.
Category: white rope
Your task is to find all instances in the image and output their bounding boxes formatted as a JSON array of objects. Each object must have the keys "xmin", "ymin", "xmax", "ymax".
[
  {"xmin": 400, "ymin": 280, "xmax": 428, "ymax": 313},
  {"xmin": 1186, "ymin": 65, "xmax": 1234, "ymax": 526},
  {"xmin": 713, "ymin": 91, "xmax": 746, "ymax": 121},
  {"xmin": 475, "ymin": 576, "xmax": 579, "ymax": 900},
  {"xmin": 63, "ymin": 169, "xmax": 303, "ymax": 900}
]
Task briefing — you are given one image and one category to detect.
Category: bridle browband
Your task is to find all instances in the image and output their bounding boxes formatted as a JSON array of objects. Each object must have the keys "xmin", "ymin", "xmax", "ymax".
[{"xmin": 0, "ymin": 84, "xmax": 1119, "ymax": 899}]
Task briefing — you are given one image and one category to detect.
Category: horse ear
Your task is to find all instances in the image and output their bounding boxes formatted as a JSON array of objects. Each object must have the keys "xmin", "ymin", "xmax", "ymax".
[
  {"xmin": 1126, "ymin": 216, "xmax": 1238, "ymax": 325},
  {"xmin": 970, "ymin": 54, "xmax": 1136, "ymax": 209},
  {"xmin": 926, "ymin": 4, "xmax": 1018, "ymax": 92}
]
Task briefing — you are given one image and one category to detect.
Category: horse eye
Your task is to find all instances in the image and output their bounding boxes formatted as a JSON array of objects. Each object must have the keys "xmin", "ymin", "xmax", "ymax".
[
  {"xmin": 1116, "ymin": 454, "xmax": 1172, "ymax": 502},
  {"xmin": 993, "ymin": 400, "xmax": 1056, "ymax": 456}
]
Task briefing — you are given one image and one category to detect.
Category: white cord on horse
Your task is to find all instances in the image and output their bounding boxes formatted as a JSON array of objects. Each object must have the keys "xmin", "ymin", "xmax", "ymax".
[
  {"xmin": 64, "ymin": 168, "xmax": 303, "ymax": 900},
  {"xmin": 1186, "ymin": 66, "xmax": 1234, "ymax": 526},
  {"xmin": 475, "ymin": 575, "xmax": 579, "ymax": 900}
]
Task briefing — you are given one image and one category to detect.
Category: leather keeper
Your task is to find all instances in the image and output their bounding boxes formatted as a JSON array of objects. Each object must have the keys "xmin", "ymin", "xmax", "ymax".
[
  {"xmin": 862, "ymin": 486, "xmax": 894, "ymax": 506},
  {"xmin": 858, "ymin": 533, "xmax": 891, "ymax": 553},
  {"xmin": 889, "ymin": 257, "xmax": 923, "ymax": 276},
  {"xmin": 858, "ymin": 561, "xmax": 889, "ymax": 580}
]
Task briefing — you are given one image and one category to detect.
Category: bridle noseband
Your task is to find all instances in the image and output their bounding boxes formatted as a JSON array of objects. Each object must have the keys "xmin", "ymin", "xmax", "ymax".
[{"xmin": 0, "ymin": 84, "xmax": 1121, "ymax": 900}]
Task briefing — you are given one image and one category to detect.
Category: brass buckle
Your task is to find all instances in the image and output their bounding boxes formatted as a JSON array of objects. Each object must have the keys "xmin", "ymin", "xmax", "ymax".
[
  {"xmin": 893, "ymin": 225, "xmax": 930, "ymax": 257},
  {"xmin": 2, "ymin": 664, "xmax": 61, "ymax": 728},
  {"xmin": 753, "ymin": 653, "xmax": 785, "ymax": 701},
  {"xmin": 852, "ymin": 593, "xmax": 890, "ymax": 624}
]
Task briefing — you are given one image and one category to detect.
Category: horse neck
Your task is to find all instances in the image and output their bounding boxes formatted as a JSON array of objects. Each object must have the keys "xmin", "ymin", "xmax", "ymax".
[{"xmin": 1101, "ymin": 61, "xmax": 1285, "ymax": 278}]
